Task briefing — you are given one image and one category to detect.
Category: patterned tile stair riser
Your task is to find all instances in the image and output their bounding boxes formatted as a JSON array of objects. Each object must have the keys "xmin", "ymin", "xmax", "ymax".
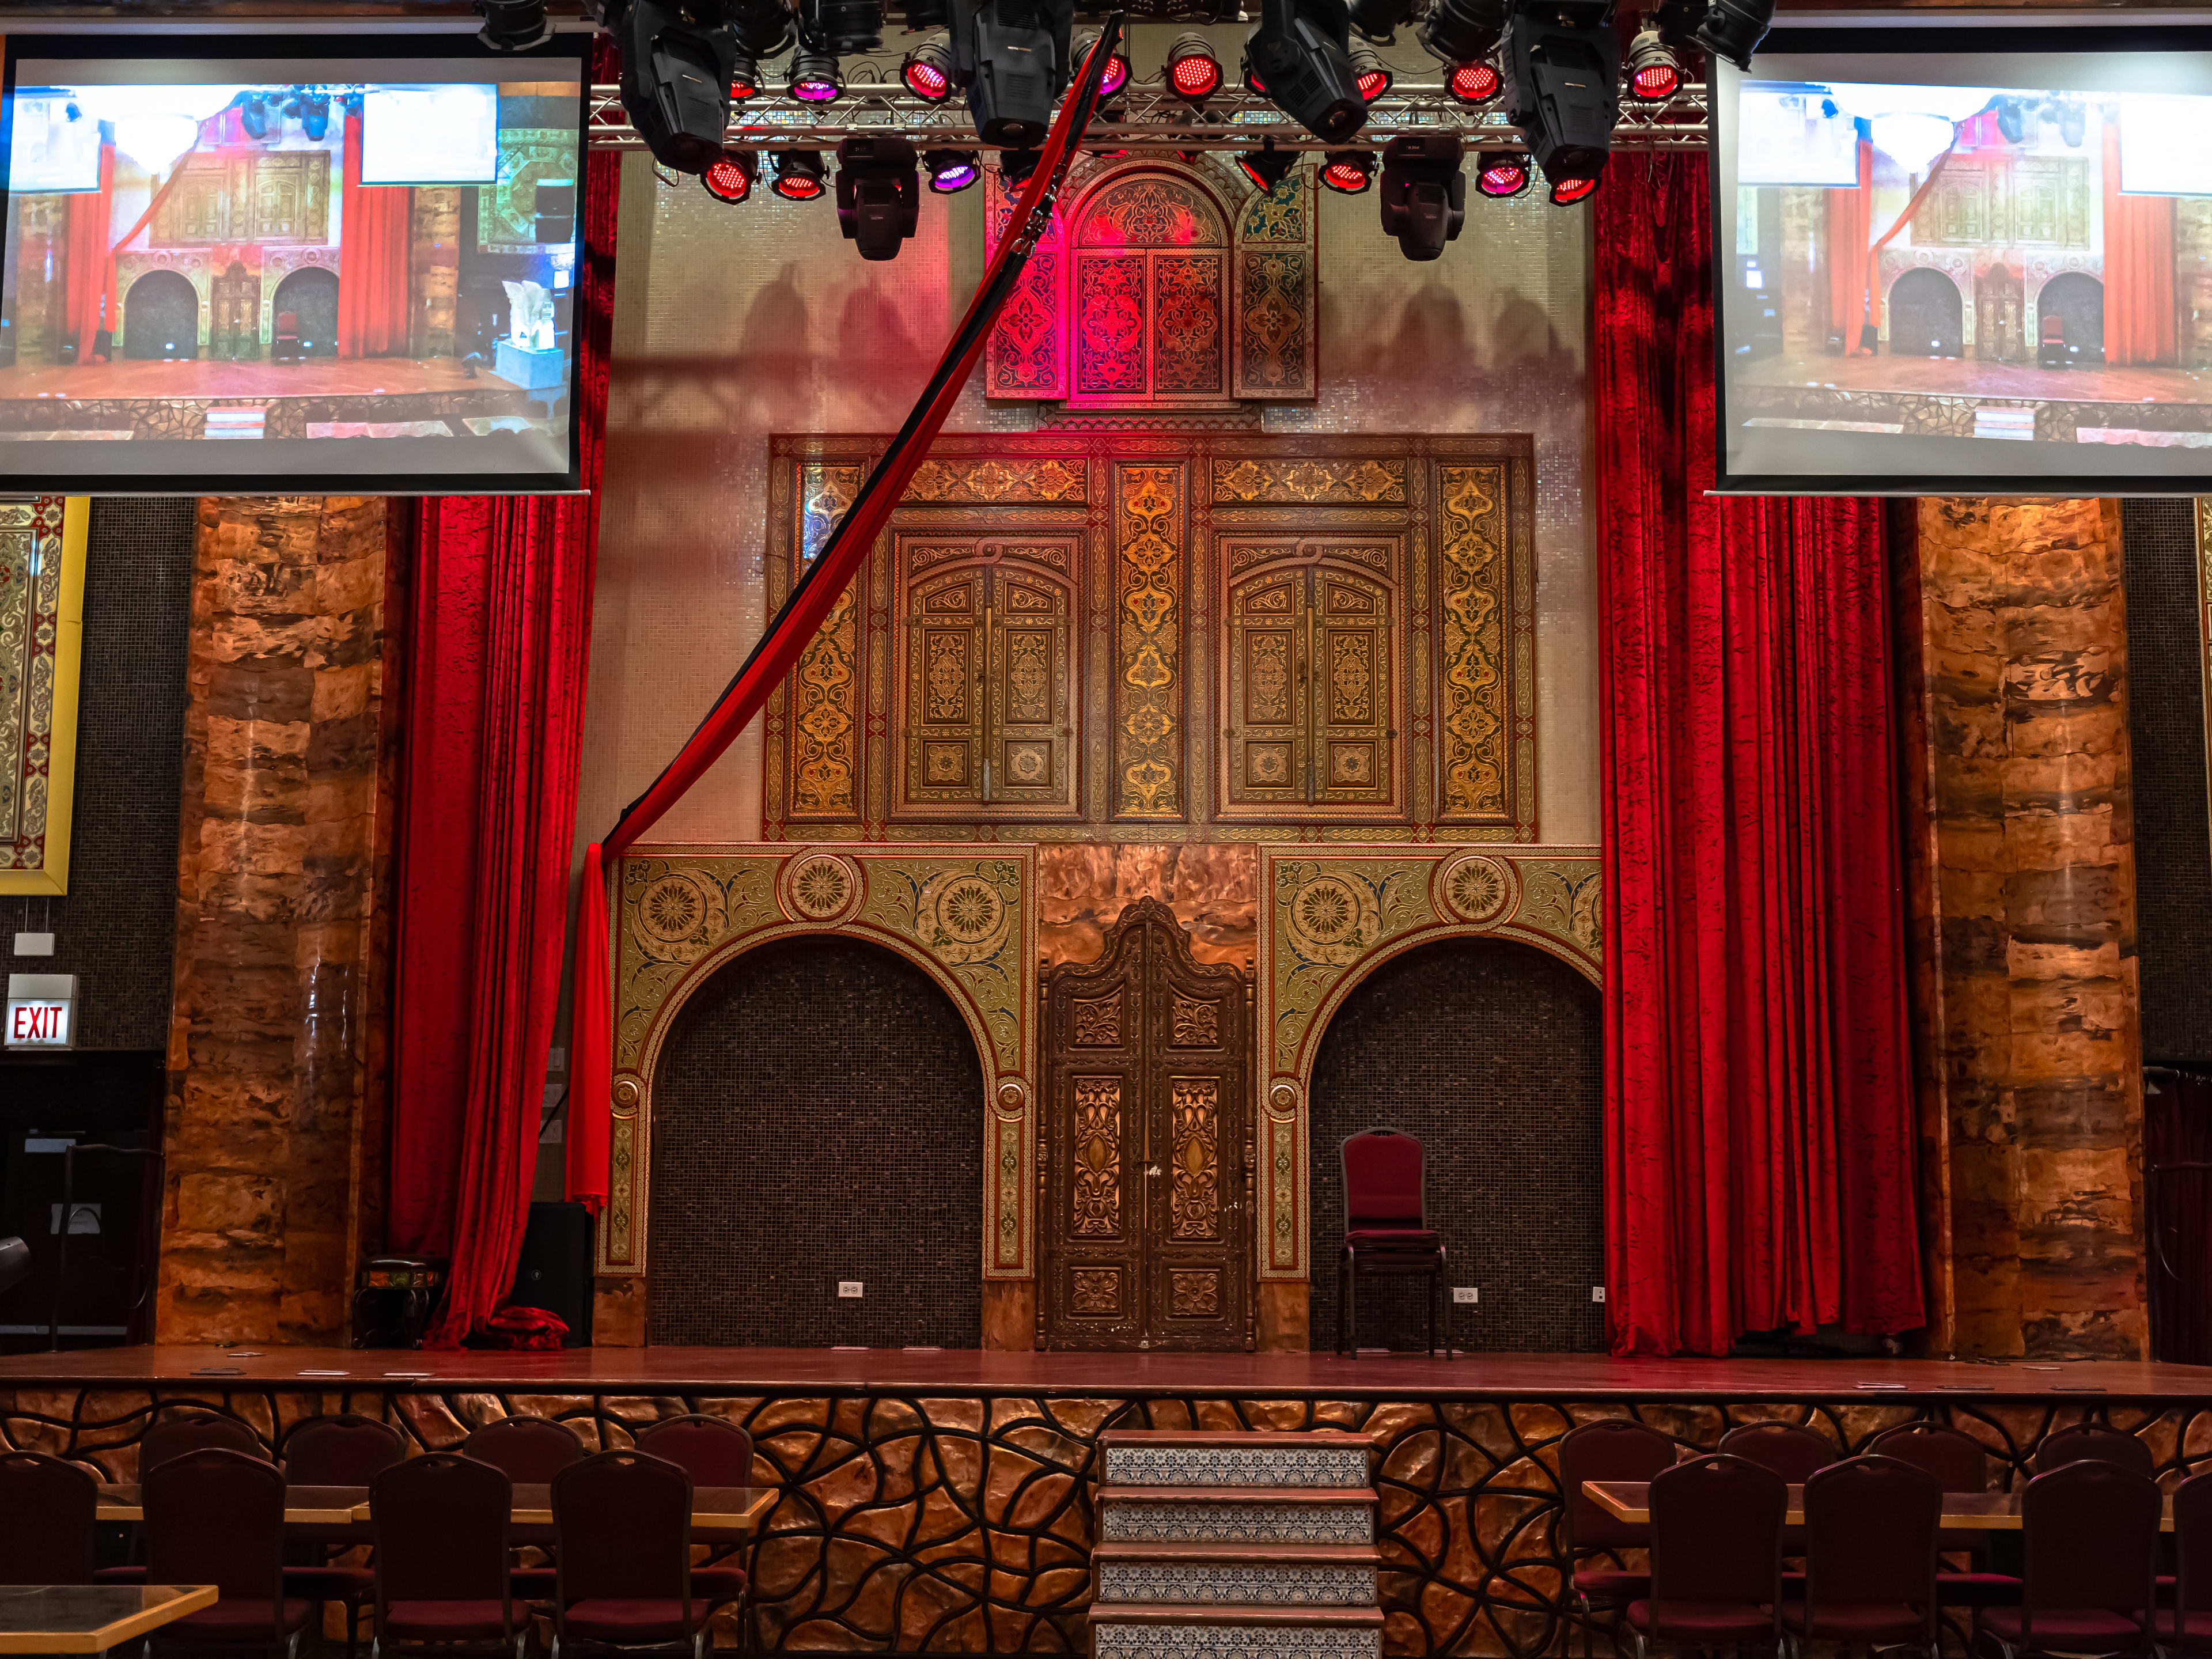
[{"xmin": 1090, "ymin": 1430, "xmax": 1385, "ymax": 1659}]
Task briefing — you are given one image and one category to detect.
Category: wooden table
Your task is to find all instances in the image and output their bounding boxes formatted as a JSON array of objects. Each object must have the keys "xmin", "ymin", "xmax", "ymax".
[
  {"xmin": 1584, "ymin": 1480, "xmax": 2178, "ymax": 1532},
  {"xmin": 96, "ymin": 1484, "xmax": 775, "ymax": 1533},
  {"xmin": 94, "ymin": 1486, "xmax": 366, "ymax": 1525},
  {"xmin": 0, "ymin": 1586, "xmax": 217, "ymax": 1653}
]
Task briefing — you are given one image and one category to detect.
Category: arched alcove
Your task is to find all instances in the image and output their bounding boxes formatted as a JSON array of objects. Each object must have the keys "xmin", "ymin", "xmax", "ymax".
[
  {"xmin": 122, "ymin": 271, "xmax": 200, "ymax": 360},
  {"xmin": 2039, "ymin": 272, "xmax": 2105, "ymax": 364},
  {"xmin": 1888, "ymin": 268, "xmax": 1963, "ymax": 358},
  {"xmin": 646, "ymin": 933, "xmax": 984, "ymax": 1347},
  {"xmin": 1306, "ymin": 935, "xmax": 1603, "ymax": 1352},
  {"xmin": 272, "ymin": 268, "xmax": 340, "ymax": 357}
]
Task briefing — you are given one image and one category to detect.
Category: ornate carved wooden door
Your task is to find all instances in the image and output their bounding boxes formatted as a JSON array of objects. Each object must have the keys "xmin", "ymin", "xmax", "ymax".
[{"xmin": 1039, "ymin": 898, "xmax": 1252, "ymax": 1350}]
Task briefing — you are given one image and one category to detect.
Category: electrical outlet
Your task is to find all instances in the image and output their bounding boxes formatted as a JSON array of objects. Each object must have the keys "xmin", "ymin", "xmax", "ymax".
[
  {"xmin": 1452, "ymin": 1286, "xmax": 1478, "ymax": 1304},
  {"xmin": 1591, "ymin": 1285, "xmax": 1607, "ymax": 1303},
  {"xmin": 837, "ymin": 1281, "xmax": 863, "ymax": 1298}
]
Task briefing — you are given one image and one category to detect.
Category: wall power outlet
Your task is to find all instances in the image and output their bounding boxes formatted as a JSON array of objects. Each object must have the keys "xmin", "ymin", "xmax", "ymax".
[
  {"xmin": 1452, "ymin": 1286, "xmax": 1478, "ymax": 1304},
  {"xmin": 1591, "ymin": 1285, "xmax": 1607, "ymax": 1303},
  {"xmin": 837, "ymin": 1281, "xmax": 863, "ymax": 1298}
]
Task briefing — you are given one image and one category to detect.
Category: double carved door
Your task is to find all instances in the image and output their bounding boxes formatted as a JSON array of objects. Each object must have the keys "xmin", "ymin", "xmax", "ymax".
[{"xmin": 1039, "ymin": 898, "xmax": 1252, "ymax": 1351}]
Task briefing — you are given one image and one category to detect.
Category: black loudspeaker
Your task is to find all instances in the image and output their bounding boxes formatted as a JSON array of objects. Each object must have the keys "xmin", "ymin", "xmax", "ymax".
[
  {"xmin": 507, "ymin": 1200, "xmax": 593, "ymax": 1345},
  {"xmin": 533, "ymin": 179, "xmax": 576, "ymax": 245}
]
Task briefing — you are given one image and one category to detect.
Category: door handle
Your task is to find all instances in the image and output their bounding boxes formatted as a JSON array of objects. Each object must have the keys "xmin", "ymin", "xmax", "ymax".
[{"xmin": 1146, "ymin": 1164, "xmax": 1162, "ymax": 1178}]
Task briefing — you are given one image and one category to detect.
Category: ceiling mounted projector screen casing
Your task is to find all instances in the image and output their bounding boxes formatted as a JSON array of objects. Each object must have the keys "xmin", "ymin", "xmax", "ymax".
[{"xmin": 1712, "ymin": 23, "xmax": 2212, "ymax": 497}]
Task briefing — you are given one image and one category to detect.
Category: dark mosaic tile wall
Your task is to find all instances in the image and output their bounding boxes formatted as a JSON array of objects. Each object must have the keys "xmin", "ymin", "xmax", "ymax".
[
  {"xmin": 2123, "ymin": 499, "xmax": 2212, "ymax": 1066},
  {"xmin": 1306, "ymin": 937, "xmax": 1605, "ymax": 1353},
  {"xmin": 3, "ymin": 500, "xmax": 192, "ymax": 1052},
  {"xmin": 647, "ymin": 934, "xmax": 984, "ymax": 1347}
]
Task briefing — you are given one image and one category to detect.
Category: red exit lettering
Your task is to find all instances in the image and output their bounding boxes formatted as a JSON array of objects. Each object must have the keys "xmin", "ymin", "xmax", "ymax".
[{"xmin": 7, "ymin": 1001, "xmax": 66, "ymax": 1043}]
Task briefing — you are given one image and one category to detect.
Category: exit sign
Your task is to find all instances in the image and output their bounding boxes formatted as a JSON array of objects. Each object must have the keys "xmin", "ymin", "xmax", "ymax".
[{"xmin": 6, "ymin": 974, "xmax": 75, "ymax": 1049}]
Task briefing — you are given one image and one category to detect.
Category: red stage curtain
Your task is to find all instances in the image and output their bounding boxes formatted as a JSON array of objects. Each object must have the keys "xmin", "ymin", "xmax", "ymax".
[
  {"xmin": 1825, "ymin": 139, "xmax": 1872, "ymax": 354},
  {"xmin": 62, "ymin": 142, "xmax": 115, "ymax": 360},
  {"xmin": 2104, "ymin": 123, "xmax": 2177, "ymax": 368},
  {"xmin": 1596, "ymin": 152, "xmax": 1924, "ymax": 1357},
  {"xmin": 338, "ymin": 111, "xmax": 412, "ymax": 358},
  {"xmin": 387, "ymin": 82, "xmax": 620, "ymax": 1347}
]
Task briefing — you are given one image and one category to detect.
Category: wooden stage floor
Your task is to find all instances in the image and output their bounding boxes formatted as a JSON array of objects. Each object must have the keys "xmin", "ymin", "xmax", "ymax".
[
  {"xmin": 3, "ymin": 1344, "xmax": 2210, "ymax": 1401},
  {"xmin": 1737, "ymin": 353, "xmax": 2212, "ymax": 404},
  {"xmin": 0, "ymin": 357, "xmax": 521, "ymax": 402}
]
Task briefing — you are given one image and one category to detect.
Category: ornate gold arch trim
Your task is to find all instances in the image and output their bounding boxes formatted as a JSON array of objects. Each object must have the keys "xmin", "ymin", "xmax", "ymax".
[
  {"xmin": 599, "ymin": 843, "xmax": 1038, "ymax": 1281},
  {"xmin": 1253, "ymin": 843, "xmax": 1601, "ymax": 1283}
]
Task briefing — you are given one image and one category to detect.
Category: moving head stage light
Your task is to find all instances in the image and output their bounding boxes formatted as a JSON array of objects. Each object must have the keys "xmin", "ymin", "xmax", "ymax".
[
  {"xmin": 948, "ymin": 0, "xmax": 1075, "ymax": 148},
  {"xmin": 1501, "ymin": 0, "xmax": 1618, "ymax": 184},
  {"xmin": 599, "ymin": 0, "xmax": 794, "ymax": 173},
  {"xmin": 1378, "ymin": 130, "xmax": 1464, "ymax": 260},
  {"xmin": 837, "ymin": 135, "xmax": 921, "ymax": 259},
  {"xmin": 1653, "ymin": 0, "xmax": 1775, "ymax": 72},
  {"xmin": 1245, "ymin": 0, "xmax": 1366, "ymax": 142},
  {"xmin": 476, "ymin": 0, "xmax": 555, "ymax": 50}
]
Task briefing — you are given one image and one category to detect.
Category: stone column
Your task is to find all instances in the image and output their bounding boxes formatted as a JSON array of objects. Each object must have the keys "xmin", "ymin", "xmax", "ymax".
[
  {"xmin": 157, "ymin": 497, "xmax": 396, "ymax": 1345},
  {"xmin": 1901, "ymin": 497, "xmax": 2147, "ymax": 1359}
]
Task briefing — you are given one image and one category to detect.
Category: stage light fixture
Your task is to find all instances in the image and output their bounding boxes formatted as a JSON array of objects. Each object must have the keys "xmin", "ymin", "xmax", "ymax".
[
  {"xmin": 1447, "ymin": 60, "xmax": 1501, "ymax": 103},
  {"xmin": 1073, "ymin": 32, "xmax": 1132, "ymax": 96},
  {"xmin": 1501, "ymin": 0, "xmax": 1619, "ymax": 186},
  {"xmin": 1238, "ymin": 137, "xmax": 1296, "ymax": 193},
  {"xmin": 772, "ymin": 147, "xmax": 830, "ymax": 199},
  {"xmin": 702, "ymin": 149, "xmax": 758, "ymax": 201},
  {"xmin": 1245, "ymin": 0, "xmax": 1367, "ymax": 142},
  {"xmin": 300, "ymin": 94, "xmax": 331, "ymax": 141},
  {"xmin": 1321, "ymin": 148, "xmax": 1374, "ymax": 192},
  {"xmin": 1475, "ymin": 150, "xmax": 1530, "ymax": 196},
  {"xmin": 475, "ymin": 0, "xmax": 555, "ymax": 51},
  {"xmin": 1548, "ymin": 172, "xmax": 1597, "ymax": 204},
  {"xmin": 999, "ymin": 146, "xmax": 1041, "ymax": 187},
  {"xmin": 948, "ymin": 0, "xmax": 1075, "ymax": 149},
  {"xmin": 903, "ymin": 36, "xmax": 956, "ymax": 99},
  {"xmin": 1416, "ymin": 0, "xmax": 1509, "ymax": 78},
  {"xmin": 1626, "ymin": 25, "xmax": 1679, "ymax": 100},
  {"xmin": 836, "ymin": 135, "xmax": 919, "ymax": 259},
  {"xmin": 1166, "ymin": 34, "xmax": 1225, "ymax": 101},
  {"xmin": 789, "ymin": 50, "xmax": 845, "ymax": 101},
  {"xmin": 925, "ymin": 146, "xmax": 982, "ymax": 191},
  {"xmin": 1348, "ymin": 41, "xmax": 1392, "ymax": 101},
  {"xmin": 601, "ymin": 0, "xmax": 743, "ymax": 173},
  {"xmin": 1653, "ymin": 0, "xmax": 1774, "ymax": 72},
  {"xmin": 803, "ymin": 0, "xmax": 886, "ymax": 55},
  {"xmin": 2059, "ymin": 100, "xmax": 2086, "ymax": 149},
  {"xmin": 1378, "ymin": 130, "xmax": 1464, "ymax": 259},
  {"xmin": 1995, "ymin": 96, "xmax": 2027, "ymax": 145},
  {"xmin": 731, "ymin": 54, "xmax": 762, "ymax": 99},
  {"xmin": 1348, "ymin": 0, "xmax": 1413, "ymax": 43},
  {"xmin": 240, "ymin": 93, "xmax": 271, "ymax": 141}
]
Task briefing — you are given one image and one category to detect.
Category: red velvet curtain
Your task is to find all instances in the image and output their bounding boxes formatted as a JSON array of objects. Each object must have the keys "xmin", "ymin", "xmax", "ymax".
[
  {"xmin": 1824, "ymin": 139, "xmax": 1872, "ymax": 354},
  {"xmin": 1596, "ymin": 153, "xmax": 1925, "ymax": 1357},
  {"xmin": 338, "ymin": 111, "xmax": 413, "ymax": 358},
  {"xmin": 2103, "ymin": 123, "xmax": 2176, "ymax": 368},
  {"xmin": 388, "ymin": 88, "xmax": 619, "ymax": 1346},
  {"xmin": 63, "ymin": 142, "xmax": 115, "ymax": 361}
]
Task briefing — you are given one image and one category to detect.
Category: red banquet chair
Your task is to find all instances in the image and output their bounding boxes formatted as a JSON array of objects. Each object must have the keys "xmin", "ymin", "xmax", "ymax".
[
  {"xmin": 632, "ymin": 1417, "xmax": 753, "ymax": 1618},
  {"xmin": 372, "ymin": 1452, "xmax": 528, "ymax": 1659},
  {"xmin": 1784, "ymin": 1455, "xmax": 1941, "ymax": 1657},
  {"xmin": 1558, "ymin": 1419, "xmax": 1677, "ymax": 1658},
  {"xmin": 1979, "ymin": 1460, "xmax": 2159, "ymax": 1659},
  {"xmin": 1335, "ymin": 1127, "xmax": 1445, "ymax": 1357},
  {"xmin": 1869, "ymin": 1422, "xmax": 2020, "ymax": 1613},
  {"xmin": 2155, "ymin": 1469, "xmax": 2212, "ymax": 1654},
  {"xmin": 143, "ymin": 1447, "xmax": 317, "ymax": 1656},
  {"xmin": 0, "ymin": 1450, "xmax": 99, "ymax": 1585},
  {"xmin": 1627, "ymin": 1453, "xmax": 1786, "ymax": 1659},
  {"xmin": 281, "ymin": 1415, "xmax": 405, "ymax": 1657},
  {"xmin": 2033, "ymin": 1423, "xmax": 2154, "ymax": 1478},
  {"xmin": 97, "ymin": 1411, "xmax": 270, "ymax": 1587},
  {"xmin": 1718, "ymin": 1423, "xmax": 1836, "ymax": 1485},
  {"xmin": 466, "ymin": 1415, "xmax": 585, "ymax": 1601},
  {"xmin": 552, "ymin": 1449, "xmax": 711, "ymax": 1658}
]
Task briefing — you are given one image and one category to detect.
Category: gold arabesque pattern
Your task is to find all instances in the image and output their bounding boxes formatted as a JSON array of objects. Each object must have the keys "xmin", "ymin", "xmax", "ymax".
[{"xmin": 1116, "ymin": 465, "xmax": 1184, "ymax": 819}]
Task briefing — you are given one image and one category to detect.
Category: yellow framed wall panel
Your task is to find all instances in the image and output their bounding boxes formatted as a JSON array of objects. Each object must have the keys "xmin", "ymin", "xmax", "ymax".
[{"xmin": 0, "ymin": 495, "xmax": 87, "ymax": 896}]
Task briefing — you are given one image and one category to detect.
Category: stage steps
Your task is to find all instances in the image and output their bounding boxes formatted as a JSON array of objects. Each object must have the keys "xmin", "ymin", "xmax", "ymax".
[{"xmin": 1089, "ymin": 1430, "xmax": 1384, "ymax": 1658}]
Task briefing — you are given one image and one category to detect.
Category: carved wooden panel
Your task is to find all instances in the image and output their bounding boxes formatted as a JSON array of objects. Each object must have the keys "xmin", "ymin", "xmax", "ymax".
[
  {"xmin": 1040, "ymin": 898, "xmax": 1251, "ymax": 1350},
  {"xmin": 1232, "ymin": 166, "xmax": 1318, "ymax": 400},
  {"xmin": 154, "ymin": 151, "xmax": 329, "ymax": 247}
]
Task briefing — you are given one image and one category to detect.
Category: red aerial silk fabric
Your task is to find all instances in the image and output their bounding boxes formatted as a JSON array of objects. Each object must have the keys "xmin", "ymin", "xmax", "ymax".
[
  {"xmin": 63, "ymin": 142, "xmax": 115, "ymax": 359},
  {"xmin": 1824, "ymin": 139, "xmax": 1872, "ymax": 354},
  {"xmin": 388, "ymin": 69, "xmax": 620, "ymax": 1346},
  {"xmin": 337, "ymin": 111, "xmax": 412, "ymax": 358},
  {"xmin": 1596, "ymin": 153, "xmax": 1925, "ymax": 1357},
  {"xmin": 2103, "ymin": 123, "xmax": 2176, "ymax": 368},
  {"xmin": 565, "ymin": 27, "xmax": 1123, "ymax": 1212}
]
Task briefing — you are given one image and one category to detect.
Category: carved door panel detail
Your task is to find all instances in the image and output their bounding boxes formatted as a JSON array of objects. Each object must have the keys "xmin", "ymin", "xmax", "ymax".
[
  {"xmin": 1312, "ymin": 568, "xmax": 1392, "ymax": 807},
  {"xmin": 905, "ymin": 567, "xmax": 987, "ymax": 806},
  {"xmin": 1226, "ymin": 565, "xmax": 1304, "ymax": 811},
  {"xmin": 1040, "ymin": 898, "xmax": 1250, "ymax": 1351},
  {"xmin": 990, "ymin": 567, "xmax": 1073, "ymax": 808}
]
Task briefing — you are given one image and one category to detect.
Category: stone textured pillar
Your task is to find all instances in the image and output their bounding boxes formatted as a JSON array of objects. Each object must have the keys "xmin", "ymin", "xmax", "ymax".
[
  {"xmin": 157, "ymin": 497, "xmax": 395, "ymax": 1345},
  {"xmin": 1902, "ymin": 497, "xmax": 2147, "ymax": 1359}
]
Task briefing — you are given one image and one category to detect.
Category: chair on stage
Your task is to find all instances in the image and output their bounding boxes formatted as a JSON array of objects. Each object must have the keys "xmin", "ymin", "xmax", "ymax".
[
  {"xmin": 467, "ymin": 1416, "xmax": 586, "ymax": 1603},
  {"xmin": 1335, "ymin": 1128, "xmax": 1445, "ymax": 1357},
  {"xmin": 0, "ymin": 1450, "xmax": 98, "ymax": 1585},
  {"xmin": 144, "ymin": 1448, "xmax": 317, "ymax": 1657},
  {"xmin": 1783, "ymin": 1455, "xmax": 1941, "ymax": 1658},
  {"xmin": 633, "ymin": 1418, "xmax": 753, "ymax": 1622},
  {"xmin": 2033, "ymin": 1423, "xmax": 2153, "ymax": 1477},
  {"xmin": 1625, "ymin": 1453, "xmax": 1786, "ymax": 1659},
  {"xmin": 274, "ymin": 310, "xmax": 302, "ymax": 365},
  {"xmin": 551, "ymin": 1450, "xmax": 713, "ymax": 1659},
  {"xmin": 372, "ymin": 1452, "xmax": 529, "ymax": 1659},
  {"xmin": 1558, "ymin": 1419, "xmax": 1677, "ymax": 1658},
  {"xmin": 1979, "ymin": 1460, "xmax": 2158, "ymax": 1659},
  {"xmin": 2154, "ymin": 1470, "xmax": 2212, "ymax": 1654}
]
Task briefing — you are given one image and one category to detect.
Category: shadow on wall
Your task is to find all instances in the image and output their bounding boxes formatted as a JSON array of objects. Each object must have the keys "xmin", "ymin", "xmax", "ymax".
[{"xmin": 1306, "ymin": 934, "xmax": 1604, "ymax": 1354}]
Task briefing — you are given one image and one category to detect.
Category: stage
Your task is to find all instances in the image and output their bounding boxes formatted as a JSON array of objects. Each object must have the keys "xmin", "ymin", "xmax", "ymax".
[
  {"xmin": 0, "ymin": 357, "xmax": 540, "ymax": 441},
  {"xmin": 1733, "ymin": 351, "xmax": 2212, "ymax": 444},
  {"xmin": 5, "ymin": 1347, "xmax": 2211, "ymax": 1655}
]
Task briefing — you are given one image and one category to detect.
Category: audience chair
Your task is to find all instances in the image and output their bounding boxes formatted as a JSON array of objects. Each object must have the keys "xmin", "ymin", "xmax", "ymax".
[
  {"xmin": 1558, "ymin": 1420, "xmax": 1677, "ymax": 1659},
  {"xmin": 552, "ymin": 1449, "xmax": 709, "ymax": 1658},
  {"xmin": 2033, "ymin": 1423, "xmax": 2155, "ymax": 1478},
  {"xmin": 1719, "ymin": 1423, "xmax": 1837, "ymax": 1484},
  {"xmin": 1870, "ymin": 1423, "xmax": 2019, "ymax": 1612},
  {"xmin": 280, "ymin": 1416, "xmax": 403, "ymax": 1659},
  {"xmin": 143, "ymin": 1410, "xmax": 265, "ymax": 1472},
  {"xmin": 1979, "ymin": 1460, "xmax": 2159, "ymax": 1659},
  {"xmin": 1626, "ymin": 1453, "xmax": 1787, "ymax": 1659},
  {"xmin": 632, "ymin": 1418, "xmax": 754, "ymax": 1617},
  {"xmin": 467, "ymin": 1416, "xmax": 586, "ymax": 1602},
  {"xmin": 143, "ymin": 1448, "xmax": 315, "ymax": 1656},
  {"xmin": 1335, "ymin": 1128, "xmax": 1446, "ymax": 1357},
  {"xmin": 1783, "ymin": 1455, "xmax": 1941, "ymax": 1656},
  {"xmin": 371, "ymin": 1452, "xmax": 527, "ymax": 1659},
  {"xmin": 2156, "ymin": 1469, "xmax": 2212, "ymax": 1654},
  {"xmin": 0, "ymin": 1450, "xmax": 99, "ymax": 1584}
]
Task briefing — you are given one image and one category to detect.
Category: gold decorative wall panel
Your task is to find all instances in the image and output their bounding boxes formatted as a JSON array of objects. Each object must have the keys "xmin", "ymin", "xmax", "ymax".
[
  {"xmin": 1252, "ymin": 844, "xmax": 1600, "ymax": 1281},
  {"xmin": 600, "ymin": 844, "xmax": 1037, "ymax": 1282},
  {"xmin": 760, "ymin": 434, "xmax": 1536, "ymax": 846},
  {"xmin": 0, "ymin": 497, "xmax": 86, "ymax": 895}
]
